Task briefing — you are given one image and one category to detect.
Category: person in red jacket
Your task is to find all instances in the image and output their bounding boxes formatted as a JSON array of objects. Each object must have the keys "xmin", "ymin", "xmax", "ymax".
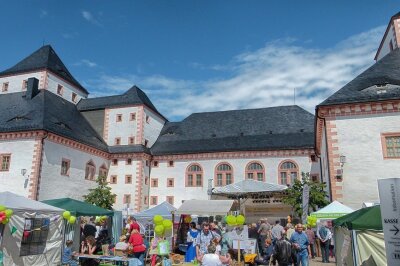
[
  {"xmin": 129, "ymin": 217, "xmax": 140, "ymax": 232},
  {"xmin": 129, "ymin": 229, "xmax": 146, "ymax": 265}
]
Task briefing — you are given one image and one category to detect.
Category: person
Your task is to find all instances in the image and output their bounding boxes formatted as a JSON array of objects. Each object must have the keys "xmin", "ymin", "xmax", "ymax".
[
  {"xmin": 128, "ymin": 229, "xmax": 146, "ymax": 265},
  {"xmin": 271, "ymin": 220, "xmax": 284, "ymax": 242},
  {"xmin": 220, "ymin": 230, "xmax": 232, "ymax": 256},
  {"xmin": 290, "ymin": 224, "xmax": 309, "ymax": 266},
  {"xmin": 255, "ymin": 238, "xmax": 274, "ymax": 265},
  {"xmin": 317, "ymin": 222, "xmax": 332, "ymax": 263},
  {"xmin": 272, "ymin": 231, "xmax": 296, "ymax": 266},
  {"xmin": 210, "ymin": 222, "xmax": 222, "ymax": 236},
  {"xmin": 83, "ymin": 217, "xmax": 97, "ymax": 238},
  {"xmin": 305, "ymin": 226, "xmax": 316, "ymax": 259},
  {"xmin": 200, "ymin": 245, "xmax": 222, "ymax": 266},
  {"xmin": 185, "ymin": 222, "xmax": 199, "ymax": 262},
  {"xmin": 80, "ymin": 236, "xmax": 98, "ymax": 266},
  {"xmin": 248, "ymin": 223, "xmax": 259, "ymax": 239},
  {"xmin": 196, "ymin": 222, "xmax": 220, "ymax": 259},
  {"xmin": 286, "ymin": 223, "xmax": 295, "ymax": 241},
  {"xmin": 149, "ymin": 235, "xmax": 162, "ymax": 266},
  {"xmin": 257, "ymin": 218, "xmax": 271, "ymax": 255},
  {"xmin": 213, "ymin": 238, "xmax": 222, "ymax": 255},
  {"xmin": 130, "ymin": 217, "xmax": 140, "ymax": 232},
  {"xmin": 62, "ymin": 240, "xmax": 78, "ymax": 266},
  {"xmin": 115, "ymin": 235, "xmax": 129, "ymax": 252}
]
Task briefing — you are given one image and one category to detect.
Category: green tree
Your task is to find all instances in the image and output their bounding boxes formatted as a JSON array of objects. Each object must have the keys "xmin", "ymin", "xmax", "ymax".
[
  {"xmin": 83, "ymin": 175, "xmax": 116, "ymax": 210},
  {"xmin": 282, "ymin": 172, "xmax": 329, "ymax": 218}
]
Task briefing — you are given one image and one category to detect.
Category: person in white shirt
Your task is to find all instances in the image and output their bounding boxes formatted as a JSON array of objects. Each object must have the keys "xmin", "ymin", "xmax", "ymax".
[
  {"xmin": 115, "ymin": 235, "xmax": 129, "ymax": 252},
  {"xmin": 201, "ymin": 245, "xmax": 222, "ymax": 266}
]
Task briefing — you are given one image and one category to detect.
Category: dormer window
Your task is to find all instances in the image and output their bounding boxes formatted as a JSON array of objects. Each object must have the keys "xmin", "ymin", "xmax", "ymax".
[
  {"xmin": 2, "ymin": 82, "xmax": 9, "ymax": 92},
  {"xmin": 146, "ymin": 115, "xmax": 150, "ymax": 123},
  {"xmin": 116, "ymin": 114, "xmax": 122, "ymax": 122},
  {"xmin": 130, "ymin": 113, "xmax": 136, "ymax": 121},
  {"xmin": 57, "ymin": 84, "xmax": 63, "ymax": 95},
  {"xmin": 144, "ymin": 139, "xmax": 149, "ymax": 147},
  {"xmin": 22, "ymin": 80, "xmax": 28, "ymax": 91},
  {"xmin": 72, "ymin": 93, "xmax": 77, "ymax": 102}
]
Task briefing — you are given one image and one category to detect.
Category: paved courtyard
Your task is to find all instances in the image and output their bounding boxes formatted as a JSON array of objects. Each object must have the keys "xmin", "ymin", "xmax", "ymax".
[{"xmin": 310, "ymin": 257, "xmax": 336, "ymax": 266}]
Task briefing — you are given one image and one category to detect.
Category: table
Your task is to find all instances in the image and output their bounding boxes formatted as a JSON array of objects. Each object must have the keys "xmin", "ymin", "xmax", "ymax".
[{"xmin": 77, "ymin": 254, "xmax": 142, "ymax": 266}]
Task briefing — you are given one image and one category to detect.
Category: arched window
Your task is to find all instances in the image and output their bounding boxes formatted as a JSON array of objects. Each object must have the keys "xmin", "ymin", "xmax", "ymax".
[
  {"xmin": 245, "ymin": 162, "xmax": 265, "ymax": 181},
  {"xmin": 99, "ymin": 164, "xmax": 108, "ymax": 177},
  {"xmin": 279, "ymin": 160, "xmax": 299, "ymax": 185},
  {"xmin": 214, "ymin": 163, "xmax": 233, "ymax": 186},
  {"xmin": 186, "ymin": 164, "xmax": 203, "ymax": 187},
  {"xmin": 85, "ymin": 160, "xmax": 96, "ymax": 180}
]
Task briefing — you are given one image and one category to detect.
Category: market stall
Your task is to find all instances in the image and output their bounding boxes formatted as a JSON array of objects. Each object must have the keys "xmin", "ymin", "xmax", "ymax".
[
  {"xmin": 333, "ymin": 205, "xmax": 385, "ymax": 266},
  {"xmin": 0, "ymin": 192, "xmax": 65, "ymax": 266},
  {"xmin": 310, "ymin": 200, "xmax": 354, "ymax": 220}
]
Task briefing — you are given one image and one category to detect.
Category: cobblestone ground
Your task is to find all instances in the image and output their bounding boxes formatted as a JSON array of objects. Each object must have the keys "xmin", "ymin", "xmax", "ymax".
[{"xmin": 309, "ymin": 256, "xmax": 336, "ymax": 266}]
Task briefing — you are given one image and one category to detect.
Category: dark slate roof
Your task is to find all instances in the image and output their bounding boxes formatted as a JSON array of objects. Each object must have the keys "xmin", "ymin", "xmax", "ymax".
[
  {"xmin": 77, "ymin": 86, "xmax": 167, "ymax": 120},
  {"xmin": 0, "ymin": 90, "xmax": 107, "ymax": 151},
  {"xmin": 0, "ymin": 45, "xmax": 88, "ymax": 95},
  {"xmin": 108, "ymin": 145, "xmax": 151, "ymax": 154},
  {"xmin": 151, "ymin": 105, "xmax": 314, "ymax": 155},
  {"xmin": 320, "ymin": 49, "xmax": 400, "ymax": 106}
]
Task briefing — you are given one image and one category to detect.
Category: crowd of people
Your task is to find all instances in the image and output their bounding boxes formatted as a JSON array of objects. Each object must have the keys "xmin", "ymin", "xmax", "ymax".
[{"xmin": 183, "ymin": 218, "xmax": 334, "ymax": 266}]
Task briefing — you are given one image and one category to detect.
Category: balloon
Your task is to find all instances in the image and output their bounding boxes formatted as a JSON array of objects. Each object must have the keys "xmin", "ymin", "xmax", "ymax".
[
  {"xmin": 154, "ymin": 225, "xmax": 165, "ymax": 236},
  {"xmin": 62, "ymin": 211, "xmax": 71, "ymax": 220},
  {"xmin": 69, "ymin": 216, "xmax": 76, "ymax": 224},
  {"xmin": 23, "ymin": 231, "xmax": 30, "ymax": 238},
  {"xmin": 0, "ymin": 211, "xmax": 5, "ymax": 217},
  {"xmin": 162, "ymin": 219, "xmax": 173, "ymax": 229},
  {"xmin": 101, "ymin": 216, "xmax": 108, "ymax": 221},
  {"xmin": 5, "ymin": 209, "xmax": 13, "ymax": 218},
  {"xmin": 0, "ymin": 216, "xmax": 4, "ymax": 222},
  {"xmin": 226, "ymin": 215, "xmax": 236, "ymax": 226},
  {"xmin": 184, "ymin": 216, "xmax": 192, "ymax": 223},
  {"xmin": 153, "ymin": 215, "xmax": 163, "ymax": 225},
  {"xmin": 0, "ymin": 205, "xmax": 5, "ymax": 212},
  {"xmin": 236, "ymin": 215, "xmax": 245, "ymax": 225}
]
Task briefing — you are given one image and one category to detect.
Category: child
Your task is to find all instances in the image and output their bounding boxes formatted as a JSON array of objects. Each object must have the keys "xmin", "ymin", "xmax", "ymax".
[{"xmin": 62, "ymin": 240, "xmax": 78, "ymax": 266}]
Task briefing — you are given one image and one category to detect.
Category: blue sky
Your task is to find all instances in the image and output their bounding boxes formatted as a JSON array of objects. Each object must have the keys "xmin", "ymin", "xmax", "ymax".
[{"xmin": 0, "ymin": 1, "xmax": 398, "ymax": 120}]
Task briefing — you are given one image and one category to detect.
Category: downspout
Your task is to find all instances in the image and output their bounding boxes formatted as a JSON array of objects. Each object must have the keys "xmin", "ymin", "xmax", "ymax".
[{"xmin": 33, "ymin": 131, "xmax": 48, "ymax": 200}]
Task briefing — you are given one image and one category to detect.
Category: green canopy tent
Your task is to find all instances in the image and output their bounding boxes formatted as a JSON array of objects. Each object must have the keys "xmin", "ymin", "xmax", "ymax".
[
  {"xmin": 333, "ymin": 206, "xmax": 386, "ymax": 266},
  {"xmin": 42, "ymin": 198, "xmax": 113, "ymax": 217}
]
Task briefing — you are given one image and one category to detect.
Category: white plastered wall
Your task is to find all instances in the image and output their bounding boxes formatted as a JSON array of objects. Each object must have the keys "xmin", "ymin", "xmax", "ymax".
[
  {"xmin": 143, "ymin": 107, "xmax": 165, "ymax": 147},
  {"xmin": 376, "ymin": 23, "xmax": 398, "ymax": 61},
  {"xmin": 106, "ymin": 106, "xmax": 140, "ymax": 146},
  {"xmin": 0, "ymin": 72, "xmax": 43, "ymax": 94},
  {"xmin": 0, "ymin": 139, "xmax": 37, "ymax": 197},
  {"xmin": 46, "ymin": 72, "xmax": 87, "ymax": 103},
  {"xmin": 334, "ymin": 113, "xmax": 400, "ymax": 209}
]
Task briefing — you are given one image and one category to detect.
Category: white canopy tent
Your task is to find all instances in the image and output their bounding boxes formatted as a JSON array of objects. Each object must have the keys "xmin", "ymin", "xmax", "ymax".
[
  {"xmin": 134, "ymin": 201, "xmax": 177, "ymax": 231},
  {"xmin": 212, "ymin": 179, "xmax": 287, "ymax": 196},
  {"xmin": 176, "ymin": 200, "xmax": 234, "ymax": 216},
  {"xmin": 310, "ymin": 200, "xmax": 354, "ymax": 220},
  {"xmin": 0, "ymin": 192, "xmax": 64, "ymax": 266}
]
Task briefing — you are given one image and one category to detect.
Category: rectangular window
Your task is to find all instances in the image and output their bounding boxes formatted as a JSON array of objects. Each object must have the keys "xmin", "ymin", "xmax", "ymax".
[
  {"xmin": 115, "ymin": 138, "xmax": 121, "ymax": 145},
  {"xmin": 153, "ymin": 161, "xmax": 158, "ymax": 167},
  {"xmin": 196, "ymin": 174, "xmax": 202, "ymax": 186},
  {"xmin": 166, "ymin": 196, "xmax": 174, "ymax": 205},
  {"xmin": 311, "ymin": 175, "xmax": 319, "ymax": 182},
  {"xmin": 145, "ymin": 160, "xmax": 149, "ymax": 166},
  {"xmin": 129, "ymin": 137, "xmax": 135, "ymax": 145},
  {"xmin": 146, "ymin": 115, "xmax": 150, "ymax": 123},
  {"xmin": 257, "ymin": 173, "xmax": 263, "ymax": 181},
  {"xmin": 0, "ymin": 154, "xmax": 11, "ymax": 171},
  {"xmin": 144, "ymin": 139, "xmax": 149, "ymax": 147},
  {"xmin": 123, "ymin": 194, "xmax": 131, "ymax": 204},
  {"xmin": 247, "ymin": 173, "xmax": 254, "ymax": 179},
  {"xmin": 2, "ymin": 82, "xmax": 9, "ymax": 92},
  {"xmin": 226, "ymin": 174, "xmax": 232, "ymax": 185},
  {"xmin": 151, "ymin": 196, "xmax": 158, "ymax": 205},
  {"xmin": 145, "ymin": 177, "xmax": 149, "ymax": 185},
  {"xmin": 217, "ymin": 174, "xmax": 223, "ymax": 186},
  {"xmin": 188, "ymin": 174, "xmax": 193, "ymax": 186},
  {"xmin": 144, "ymin": 196, "xmax": 148, "ymax": 204},
  {"xmin": 384, "ymin": 135, "xmax": 400, "ymax": 158},
  {"xmin": 116, "ymin": 114, "xmax": 122, "ymax": 122},
  {"xmin": 151, "ymin": 178, "xmax": 158, "ymax": 187},
  {"xmin": 60, "ymin": 158, "xmax": 70, "ymax": 176},
  {"xmin": 126, "ymin": 158, "xmax": 132, "ymax": 165},
  {"xmin": 110, "ymin": 175, "xmax": 117, "ymax": 184},
  {"xmin": 85, "ymin": 164, "xmax": 95, "ymax": 180},
  {"xmin": 112, "ymin": 159, "xmax": 118, "ymax": 165},
  {"xmin": 72, "ymin": 93, "xmax": 77, "ymax": 102},
  {"xmin": 20, "ymin": 218, "xmax": 50, "ymax": 256},
  {"xmin": 57, "ymin": 84, "xmax": 63, "ymax": 95},
  {"xmin": 290, "ymin": 172, "xmax": 298, "ymax": 183},
  {"xmin": 130, "ymin": 113, "xmax": 136, "ymax": 121},
  {"xmin": 22, "ymin": 80, "xmax": 28, "ymax": 91},
  {"xmin": 99, "ymin": 167, "xmax": 107, "ymax": 177},
  {"xmin": 280, "ymin": 172, "xmax": 287, "ymax": 185},
  {"xmin": 390, "ymin": 40, "xmax": 394, "ymax": 51},
  {"xmin": 125, "ymin": 175, "xmax": 132, "ymax": 184},
  {"xmin": 167, "ymin": 178, "xmax": 174, "ymax": 187},
  {"xmin": 168, "ymin": 161, "xmax": 174, "ymax": 167}
]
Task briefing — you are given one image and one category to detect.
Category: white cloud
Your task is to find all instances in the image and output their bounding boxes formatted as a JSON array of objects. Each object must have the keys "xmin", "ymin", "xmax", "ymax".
[
  {"xmin": 81, "ymin": 11, "xmax": 101, "ymax": 26},
  {"xmin": 39, "ymin": 10, "xmax": 47, "ymax": 18},
  {"xmin": 87, "ymin": 26, "xmax": 385, "ymax": 120},
  {"xmin": 74, "ymin": 59, "xmax": 98, "ymax": 68}
]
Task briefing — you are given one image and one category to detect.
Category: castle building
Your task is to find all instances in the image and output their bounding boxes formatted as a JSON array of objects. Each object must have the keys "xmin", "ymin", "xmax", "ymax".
[{"xmin": 0, "ymin": 46, "xmax": 319, "ymax": 213}]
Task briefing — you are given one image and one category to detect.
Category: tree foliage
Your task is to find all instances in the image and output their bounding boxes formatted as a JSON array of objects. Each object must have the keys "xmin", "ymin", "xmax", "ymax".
[
  {"xmin": 282, "ymin": 172, "xmax": 329, "ymax": 218},
  {"xmin": 83, "ymin": 175, "xmax": 116, "ymax": 210}
]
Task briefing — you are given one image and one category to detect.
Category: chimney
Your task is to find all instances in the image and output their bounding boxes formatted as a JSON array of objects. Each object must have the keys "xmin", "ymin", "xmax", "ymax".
[{"xmin": 26, "ymin": 78, "xmax": 39, "ymax": 99}]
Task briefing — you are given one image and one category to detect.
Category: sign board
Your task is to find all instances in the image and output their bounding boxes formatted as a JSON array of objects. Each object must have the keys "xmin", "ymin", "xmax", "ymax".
[
  {"xmin": 302, "ymin": 184, "xmax": 310, "ymax": 224},
  {"xmin": 378, "ymin": 178, "xmax": 400, "ymax": 265},
  {"xmin": 232, "ymin": 238, "xmax": 257, "ymax": 254}
]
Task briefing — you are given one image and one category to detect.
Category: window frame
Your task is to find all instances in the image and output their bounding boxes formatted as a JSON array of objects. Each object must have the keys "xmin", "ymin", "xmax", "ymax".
[
  {"xmin": 71, "ymin": 92, "xmax": 77, "ymax": 103},
  {"xmin": 114, "ymin": 137, "xmax": 121, "ymax": 145},
  {"xmin": 60, "ymin": 158, "xmax": 70, "ymax": 176},
  {"xmin": 125, "ymin": 175, "xmax": 132, "ymax": 184},
  {"xmin": 278, "ymin": 160, "xmax": 299, "ymax": 185},
  {"xmin": 126, "ymin": 158, "xmax": 132, "ymax": 165},
  {"xmin": 128, "ymin": 137, "xmax": 135, "ymax": 145},
  {"xmin": 130, "ymin": 113, "xmax": 136, "ymax": 121},
  {"xmin": 57, "ymin": 84, "xmax": 63, "ymax": 96},
  {"xmin": 99, "ymin": 164, "xmax": 108, "ymax": 177},
  {"xmin": 167, "ymin": 178, "xmax": 174, "ymax": 187},
  {"xmin": 110, "ymin": 175, "xmax": 117, "ymax": 184},
  {"xmin": 84, "ymin": 160, "xmax": 96, "ymax": 180},
  {"xmin": 0, "ymin": 154, "xmax": 11, "ymax": 172},
  {"xmin": 151, "ymin": 178, "xmax": 158, "ymax": 187},
  {"xmin": 123, "ymin": 194, "xmax": 131, "ymax": 204},
  {"xmin": 116, "ymin": 114, "xmax": 122, "ymax": 122},
  {"xmin": 112, "ymin": 159, "xmax": 118, "ymax": 165},
  {"xmin": 166, "ymin": 196, "xmax": 174, "ymax": 205},
  {"xmin": 150, "ymin": 196, "xmax": 158, "ymax": 205},
  {"xmin": 381, "ymin": 133, "xmax": 400, "ymax": 159},
  {"xmin": 22, "ymin": 80, "xmax": 28, "ymax": 91},
  {"xmin": 2, "ymin": 82, "xmax": 9, "ymax": 92},
  {"xmin": 214, "ymin": 162, "xmax": 234, "ymax": 187},
  {"xmin": 245, "ymin": 161, "xmax": 265, "ymax": 182},
  {"xmin": 186, "ymin": 163, "xmax": 203, "ymax": 187}
]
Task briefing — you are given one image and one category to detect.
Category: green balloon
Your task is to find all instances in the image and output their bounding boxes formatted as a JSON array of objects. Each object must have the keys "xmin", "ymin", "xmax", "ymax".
[
  {"xmin": 162, "ymin": 219, "xmax": 173, "ymax": 229},
  {"xmin": 226, "ymin": 215, "xmax": 236, "ymax": 225},
  {"xmin": 63, "ymin": 211, "xmax": 71, "ymax": 220},
  {"xmin": 0, "ymin": 205, "xmax": 5, "ymax": 212},
  {"xmin": 5, "ymin": 209, "xmax": 13, "ymax": 218},
  {"xmin": 153, "ymin": 215, "xmax": 163, "ymax": 225},
  {"xmin": 69, "ymin": 216, "xmax": 77, "ymax": 224},
  {"xmin": 236, "ymin": 215, "xmax": 245, "ymax": 225},
  {"xmin": 154, "ymin": 224, "xmax": 165, "ymax": 236}
]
